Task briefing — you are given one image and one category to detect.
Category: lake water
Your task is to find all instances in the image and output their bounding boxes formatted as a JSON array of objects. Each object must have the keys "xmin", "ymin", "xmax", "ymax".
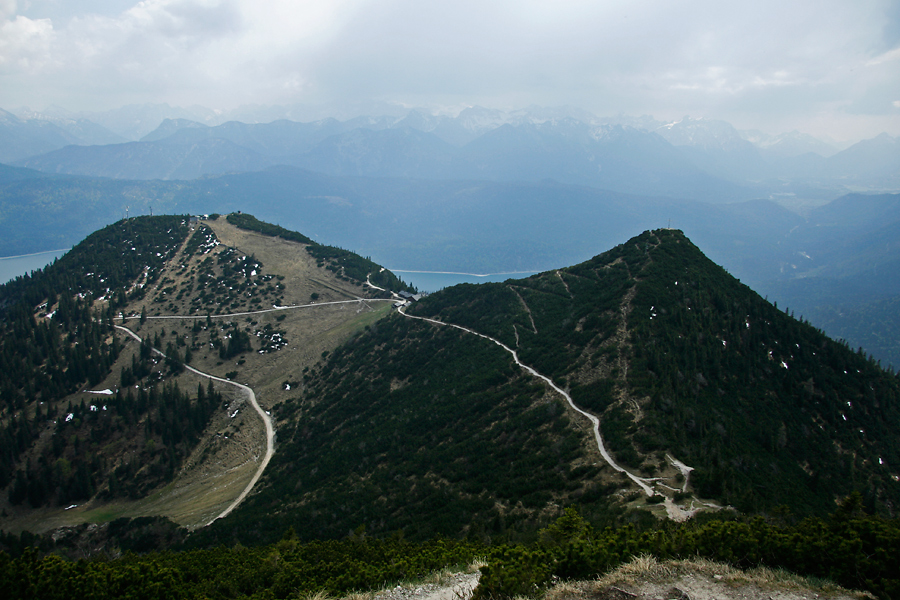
[
  {"xmin": 390, "ymin": 270, "xmax": 538, "ymax": 293},
  {"xmin": 0, "ymin": 249, "xmax": 69, "ymax": 284},
  {"xmin": 0, "ymin": 253, "xmax": 534, "ymax": 291}
]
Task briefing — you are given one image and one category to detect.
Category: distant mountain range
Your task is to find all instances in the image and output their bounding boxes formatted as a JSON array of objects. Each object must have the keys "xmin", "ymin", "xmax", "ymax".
[
  {"xmin": 0, "ymin": 109, "xmax": 125, "ymax": 164},
  {"xmin": 1, "ymin": 103, "xmax": 898, "ymax": 370},
  {"xmin": 4, "ymin": 104, "xmax": 897, "ymax": 200}
]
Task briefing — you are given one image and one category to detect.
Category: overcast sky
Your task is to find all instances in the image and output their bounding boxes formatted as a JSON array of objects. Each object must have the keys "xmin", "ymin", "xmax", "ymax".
[{"xmin": 2, "ymin": 0, "xmax": 899, "ymax": 142}]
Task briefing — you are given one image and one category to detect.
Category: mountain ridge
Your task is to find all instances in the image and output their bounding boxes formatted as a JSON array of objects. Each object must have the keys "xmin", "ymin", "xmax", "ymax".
[
  {"xmin": 0, "ymin": 214, "xmax": 408, "ymax": 533},
  {"xmin": 1, "ymin": 215, "xmax": 898, "ymax": 600},
  {"xmin": 190, "ymin": 225, "xmax": 900, "ymax": 546},
  {"xmin": 9, "ymin": 107, "xmax": 897, "ymax": 200}
]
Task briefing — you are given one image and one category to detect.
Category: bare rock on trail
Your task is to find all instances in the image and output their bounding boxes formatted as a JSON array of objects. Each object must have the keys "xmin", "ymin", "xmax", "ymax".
[
  {"xmin": 372, "ymin": 572, "xmax": 479, "ymax": 600},
  {"xmin": 545, "ymin": 556, "xmax": 873, "ymax": 600}
]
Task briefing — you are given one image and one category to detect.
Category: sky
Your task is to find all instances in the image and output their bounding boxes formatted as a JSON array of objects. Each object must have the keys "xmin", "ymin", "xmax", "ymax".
[{"xmin": 1, "ymin": 0, "xmax": 899, "ymax": 142}]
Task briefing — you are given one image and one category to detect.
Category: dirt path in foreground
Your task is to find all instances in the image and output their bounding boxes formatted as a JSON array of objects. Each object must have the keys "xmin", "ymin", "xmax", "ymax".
[{"xmin": 373, "ymin": 572, "xmax": 479, "ymax": 600}]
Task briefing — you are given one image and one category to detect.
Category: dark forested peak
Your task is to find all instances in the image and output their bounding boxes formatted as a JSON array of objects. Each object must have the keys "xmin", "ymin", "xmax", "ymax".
[
  {"xmin": 0, "ymin": 215, "xmax": 190, "ymax": 312},
  {"xmin": 405, "ymin": 228, "xmax": 900, "ymax": 518}
]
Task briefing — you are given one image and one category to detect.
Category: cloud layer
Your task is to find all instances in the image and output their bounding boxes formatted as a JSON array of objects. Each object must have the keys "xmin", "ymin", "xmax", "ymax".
[{"xmin": 2, "ymin": 0, "xmax": 899, "ymax": 140}]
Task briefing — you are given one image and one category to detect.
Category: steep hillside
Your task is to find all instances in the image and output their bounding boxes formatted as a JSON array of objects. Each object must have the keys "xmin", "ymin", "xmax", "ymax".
[
  {"xmin": 0, "ymin": 214, "xmax": 408, "ymax": 532},
  {"xmin": 195, "ymin": 229, "xmax": 900, "ymax": 548},
  {"xmin": 409, "ymin": 230, "xmax": 900, "ymax": 515},
  {"xmin": 2, "ymin": 220, "xmax": 900, "ymax": 599},
  {"xmin": 3, "ymin": 218, "xmax": 898, "ymax": 544}
]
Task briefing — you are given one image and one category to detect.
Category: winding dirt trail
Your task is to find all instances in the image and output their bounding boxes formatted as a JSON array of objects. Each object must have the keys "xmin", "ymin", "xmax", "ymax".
[
  {"xmin": 397, "ymin": 307, "xmax": 657, "ymax": 496},
  {"xmin": 197, "ymin": 370, "xmax": 274, "ymax": 524},
  {"xmin": 115, "ymin": 325, "xmax": 275, "ymax": 524},
  {"xmin": 112, "ymin": 294, "xmax": 394, "ymax": 525},
  {"xmin": 118, "ymin": 276, "xmax": 685, "ymax": 519}
]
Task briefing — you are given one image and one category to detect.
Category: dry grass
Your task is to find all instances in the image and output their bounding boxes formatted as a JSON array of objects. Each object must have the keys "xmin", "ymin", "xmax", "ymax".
[
  {"xmin": 300, "ymin": 591, "xmax": 336, "ymax": 600},
  {"xmin": 423, "ymin": 567, "xmax": 458, "ymax": 585},
  {"xmin": 468, "ymin": 557, "xmax": 489, "ymax": 572},
  {"xmin": 544, "ymin": 555, "xmax": 874, "ymax": 600}
]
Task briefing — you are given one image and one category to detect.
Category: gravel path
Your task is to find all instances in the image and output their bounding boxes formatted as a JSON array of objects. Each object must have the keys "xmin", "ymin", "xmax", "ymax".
[
  {"xmin": 115, "ymin": 324, "xmax": 275, "ymax": 525},
  {"xmin": 397, "ymin": 306, "xmax": 658, "ymax": 497},
  {"xmin": 373, "ymin": 573, "xmax": 479, "ymax": 600}
]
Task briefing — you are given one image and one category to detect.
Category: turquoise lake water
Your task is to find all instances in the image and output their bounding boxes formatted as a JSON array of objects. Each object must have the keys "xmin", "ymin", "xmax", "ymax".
[
  {"xmin": 0, "ymin": 252, "xmax": 535, "ymax": 292},
  {"xmin": 391, "ymin": 270, "xmax": 538, "ymax": 293},
  {"xmin": 0, "ymin": 249, "xmax": 69, "ymax": 284}
]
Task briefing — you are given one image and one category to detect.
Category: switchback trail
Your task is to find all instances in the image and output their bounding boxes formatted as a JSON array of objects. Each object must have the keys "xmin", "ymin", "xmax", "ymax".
[
  {"xmin": 114, "ymin": 295, "xmax": 393, "ymax": 524},
  {"xmin": 115, "ymin": 325, "xmax": 275, "ymax": 525},
  {"xmin": 397, "ymin": 307, "xmax": 657, "ymax": 496}
]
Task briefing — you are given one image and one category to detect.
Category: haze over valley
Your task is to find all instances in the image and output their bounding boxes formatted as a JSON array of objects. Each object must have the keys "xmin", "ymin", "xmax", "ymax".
[{"xmin": 2, "ymin": 2, "xmax": 900, "ymax": 599}]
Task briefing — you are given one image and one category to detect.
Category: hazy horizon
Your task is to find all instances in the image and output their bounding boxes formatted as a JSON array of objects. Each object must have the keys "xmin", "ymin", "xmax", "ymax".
[{"xmin": 1, "ymin": 1, "xmax": 899, "ymax": 144}]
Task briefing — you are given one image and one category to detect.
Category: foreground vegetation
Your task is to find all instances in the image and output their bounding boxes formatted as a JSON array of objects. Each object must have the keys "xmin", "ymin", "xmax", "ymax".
[
  {"xmin": 475, "ymin": 500, "xmax": 899, "ymax": 600},
  {"xmin": 1, "ymin": 498, "xmax": 898, "ymax": 599}
]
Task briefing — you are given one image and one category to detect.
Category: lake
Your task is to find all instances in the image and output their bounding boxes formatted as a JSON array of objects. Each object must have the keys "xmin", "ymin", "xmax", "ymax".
[
  {"xmin": 390, "ymin": 270, "xmax": 538, "ymax": 293},
  {"xmin": 0, "ymin": 253, "xmax": 534, "ymax": 291},
  {"xmin": 0, "ymin": 249, "xmax": 69, "ymax": 284}
]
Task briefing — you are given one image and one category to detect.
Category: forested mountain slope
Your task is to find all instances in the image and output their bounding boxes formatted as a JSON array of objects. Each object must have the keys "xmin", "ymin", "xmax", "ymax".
[
  {"xmin": 196, "ymin": 229, "xmax": 900, "ymax": 547},
  {"xmin": 415, "ymin": 230, "xmax": 900, "ymax": 514},
  {"xmin": 2, "ymin": 217, "xmax": 900, "ymax": 600},
  {"xmin": 0, "ymin": 214, "xmax": 409, "ymax": 532}
]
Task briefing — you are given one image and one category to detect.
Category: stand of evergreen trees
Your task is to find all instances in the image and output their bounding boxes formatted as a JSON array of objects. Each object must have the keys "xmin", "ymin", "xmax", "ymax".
[
  {"xmin": 0, "ymin": 216, "xmax": 199, "ymax": 501},
  {"xmin": 1, "ymin": 500, "xmax": 898, "ymax": 599},
  {"xmin": 9, "ymin": 376, "xmax": 223, "ymax": 507}
]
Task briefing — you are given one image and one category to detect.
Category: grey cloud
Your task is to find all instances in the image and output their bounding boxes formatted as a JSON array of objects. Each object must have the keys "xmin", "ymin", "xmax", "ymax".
[
  {"xmin": 139, "ymin": 0, "xmax": 243, "ymax": 38},
  {"xmin": 1, "ymin": 0, "xmax": 898, "ymax": 141}
]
